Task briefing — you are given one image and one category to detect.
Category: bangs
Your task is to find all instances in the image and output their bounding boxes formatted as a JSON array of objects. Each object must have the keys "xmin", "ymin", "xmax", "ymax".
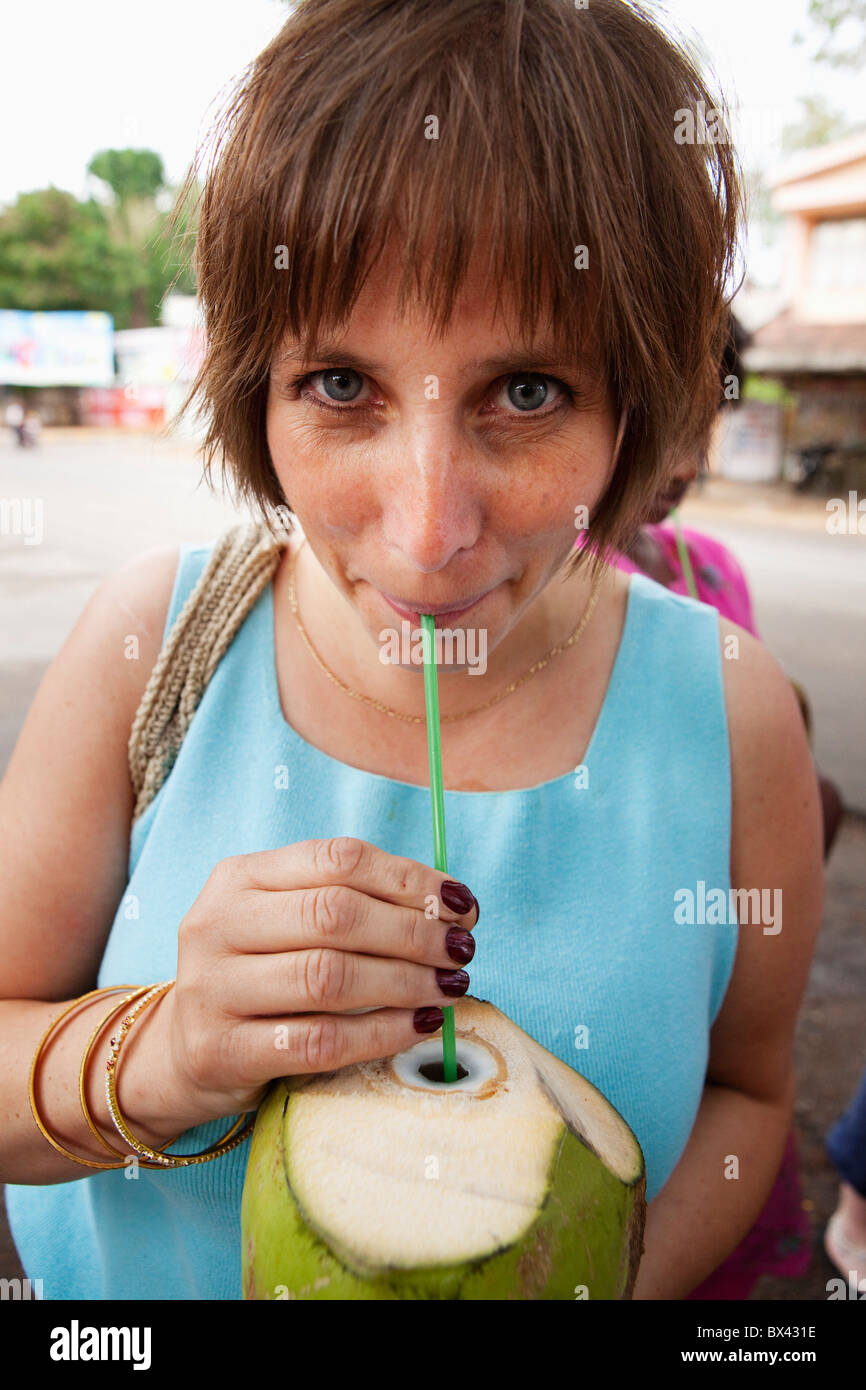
[
  {"xmin": 171, "ymin": 0, "xmax": 742, "ymax": 555},
  {"xmin": 196, "ymin": 3, "xmax": 620, "ymax": 378}
]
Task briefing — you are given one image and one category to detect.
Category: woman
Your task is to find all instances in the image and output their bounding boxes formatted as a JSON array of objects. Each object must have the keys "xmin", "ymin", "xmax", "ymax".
[
  {"xmin": 618, "ymin": 489, "xmax": 758, "ymax": 633},
  {"xmin": 1, "ymin": 0, "xmax": 823, "ymax": 1300}
]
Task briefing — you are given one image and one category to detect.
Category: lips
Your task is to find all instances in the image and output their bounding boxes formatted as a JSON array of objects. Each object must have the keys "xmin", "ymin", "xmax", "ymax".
[{"xmin": 380, "ymin": 589, "xmax": 490, "ymax": 625}]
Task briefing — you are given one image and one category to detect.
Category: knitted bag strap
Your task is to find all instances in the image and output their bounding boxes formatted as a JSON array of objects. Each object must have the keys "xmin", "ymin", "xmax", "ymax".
[{"xmin": 128, "ymin": 519, "xmax": 288, "ymax": 822}]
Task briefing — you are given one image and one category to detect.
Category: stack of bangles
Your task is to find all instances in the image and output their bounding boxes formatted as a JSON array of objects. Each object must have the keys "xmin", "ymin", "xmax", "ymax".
[{"xmin": 28, "ymin": 982, "xmax": 257, "ymax": 1170}]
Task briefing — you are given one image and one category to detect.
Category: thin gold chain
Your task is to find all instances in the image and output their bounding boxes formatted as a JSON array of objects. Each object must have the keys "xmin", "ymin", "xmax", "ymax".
[{"xmin": 286, "ymin": 538, "xmax": 606, "ymax": 724}]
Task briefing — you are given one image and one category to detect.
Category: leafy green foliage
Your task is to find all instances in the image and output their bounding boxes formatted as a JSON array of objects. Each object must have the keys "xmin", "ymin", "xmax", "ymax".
[
  {"xmin": 88, "ymin": 148, "xmax": 165, "ymax": 202},
  {"xmin": 0, "ymin": 149, "xmax": 198, "ymax": 328},
  {"xmin": 782, "ymin": 95, "xmax": 859, "ymax": 152},
  {"xmin": 803, "ymin": 0, "xmax": 866, "ymax": 66}
]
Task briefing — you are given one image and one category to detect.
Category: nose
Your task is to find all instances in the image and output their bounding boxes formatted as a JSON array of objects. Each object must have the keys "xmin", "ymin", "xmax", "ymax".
[{"xmin": 380, "ymin": 436, "xmax": 484, "ymax": 573}]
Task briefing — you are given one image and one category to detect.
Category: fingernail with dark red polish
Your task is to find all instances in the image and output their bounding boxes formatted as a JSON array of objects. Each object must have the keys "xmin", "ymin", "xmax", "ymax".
[
  {"xmin": 445, "ymin": 925, "xmax": 476, "ymax": 965},
  {"xmin": 436, "ymin": 968, "xmax": 470, "ymax": 997},
  {"xmin": 440, "ymin": 880, "xmax": 479, "ymax": 919},
  {"xmin": 414, "ymin": 1006, "xmax": 444, "ymax": 1033}
]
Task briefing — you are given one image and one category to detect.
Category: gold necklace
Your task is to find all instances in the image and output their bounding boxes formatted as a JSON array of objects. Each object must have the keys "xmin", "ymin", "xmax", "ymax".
[{"xmin": 286, "ymin": 538, "xmax": 606, "ymax": 724}]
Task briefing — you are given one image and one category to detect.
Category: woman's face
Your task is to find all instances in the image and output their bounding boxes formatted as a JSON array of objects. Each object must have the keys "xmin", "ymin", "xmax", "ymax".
[
  {"xmin": 644, "ymin": 457, "xmax": 700, "ymax": 526},
  {"xmin": 266, "ymin": 243, "xmax": 622, "ymax": 659}
]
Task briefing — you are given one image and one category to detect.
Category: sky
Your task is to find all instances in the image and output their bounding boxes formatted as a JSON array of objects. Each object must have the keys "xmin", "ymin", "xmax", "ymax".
[{"xmin": 1, "ymin": 0, "xmax": 865, "ymax": 273}]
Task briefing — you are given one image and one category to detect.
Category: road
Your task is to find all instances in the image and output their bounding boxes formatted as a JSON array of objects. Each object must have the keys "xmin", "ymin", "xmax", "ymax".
[{"xmin": 681, "ymin": 483, "xmax": 866, "ymax": 816}]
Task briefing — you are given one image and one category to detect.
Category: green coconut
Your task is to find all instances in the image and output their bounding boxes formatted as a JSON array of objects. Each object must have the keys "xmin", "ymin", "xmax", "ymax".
[{"xmin": 241, "ymin": 997, "xmax": 645, "ymax": 1300}]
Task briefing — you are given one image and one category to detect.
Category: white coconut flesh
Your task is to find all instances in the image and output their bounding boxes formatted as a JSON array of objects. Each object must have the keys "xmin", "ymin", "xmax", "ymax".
[{"xmin": 285, "ymin": 998, "xmax": 642, "ymax": 1270}]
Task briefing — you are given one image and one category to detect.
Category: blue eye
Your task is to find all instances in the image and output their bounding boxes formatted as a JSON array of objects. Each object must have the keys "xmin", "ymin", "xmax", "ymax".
[
  {"xmin": 496, "ymin": 374, "xmax": 569, "ymax": 415},
  {"xmin": 505, "ymin": 374, "xmax": 556, "ymax": 411},
  {"xmin": 314, "ymin": 369, "xmax": 365, "ymax": 402},
  {"xmin": 282, "ymin": 367, "xmax": 575, "ymax": 419}
]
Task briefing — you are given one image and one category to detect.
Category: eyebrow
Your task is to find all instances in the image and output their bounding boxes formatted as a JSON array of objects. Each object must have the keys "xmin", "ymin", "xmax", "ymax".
[{"xmin": 272, "ymin": 340, "xmax": 589, "ymax": 378}]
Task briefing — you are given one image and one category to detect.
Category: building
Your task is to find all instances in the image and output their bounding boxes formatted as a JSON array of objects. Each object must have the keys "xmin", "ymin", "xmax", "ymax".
[{"xmin": 739, "ymin": 130, "xmax": 866, "ymax": 492}]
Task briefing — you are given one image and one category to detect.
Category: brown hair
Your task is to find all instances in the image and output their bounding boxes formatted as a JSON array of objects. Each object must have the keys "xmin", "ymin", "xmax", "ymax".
[{"xmin": 170, "ymin": 0, "xmax": 743, "ymax": 570}]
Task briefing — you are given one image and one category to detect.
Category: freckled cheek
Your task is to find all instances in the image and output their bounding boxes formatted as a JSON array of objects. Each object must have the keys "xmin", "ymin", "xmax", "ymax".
[
  {"xmin": 277, "ymin": 467, "xmax": 375, "ymax": 538},
  {"xmin": 496, "ymin": 432, "xmax": 615, "ymax": 537},
  {"xmin": 265, "ymin": 411, "xmax": 378, "ymax": 536},
  {"xmin": 266, "ymin": 400, "xmax": 615, "ymax": 537}
]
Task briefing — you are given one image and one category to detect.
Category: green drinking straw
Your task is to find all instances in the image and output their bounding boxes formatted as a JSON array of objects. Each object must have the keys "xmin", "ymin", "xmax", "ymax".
[
  {"xmin": 420, "ymin": 613, "xmax": 458, "ymax": 1083},
  {"xmin": 669, "ymin": 507, "xmax": 699, "ymax": 601}
]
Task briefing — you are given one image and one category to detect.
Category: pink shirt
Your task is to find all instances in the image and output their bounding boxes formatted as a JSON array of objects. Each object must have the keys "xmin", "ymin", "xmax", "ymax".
[{"xmin": 610, "ymin": 523, "xmax": 759, "ymax": 638}]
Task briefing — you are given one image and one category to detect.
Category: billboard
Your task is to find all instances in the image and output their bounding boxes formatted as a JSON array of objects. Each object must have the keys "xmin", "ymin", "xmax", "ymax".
[{"xmin": 0, "ymin": 309, "xmax": 115, "ymax": 386}]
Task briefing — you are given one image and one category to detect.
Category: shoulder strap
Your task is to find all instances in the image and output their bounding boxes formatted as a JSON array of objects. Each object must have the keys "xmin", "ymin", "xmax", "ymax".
[{"xmin": 128, "ymin": 519, "xmax": 289, "ymax": 822}]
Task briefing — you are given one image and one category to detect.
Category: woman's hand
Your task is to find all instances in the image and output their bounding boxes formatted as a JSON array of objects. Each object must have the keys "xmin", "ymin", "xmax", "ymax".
[{"xmin": 146, "ymin": 837, "xmax": 480, "ymax": 1133}]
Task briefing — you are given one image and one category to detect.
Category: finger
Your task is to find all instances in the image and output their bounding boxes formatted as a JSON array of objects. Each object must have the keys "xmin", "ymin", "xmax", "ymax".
[
  {"xmin": 228, "ymin": 882, "xmax": 477, "ymax": 964},
  {"xmin": 236, "ymin": 1007, "xmax": 446, "ymax": 1081},
  {"xmin": 233, "ymin": 837, "xmax": 480, "ymax": 925},
  {"xmin": 224, "ymin": 948, "xmax": 470, "ymax": 1016}
]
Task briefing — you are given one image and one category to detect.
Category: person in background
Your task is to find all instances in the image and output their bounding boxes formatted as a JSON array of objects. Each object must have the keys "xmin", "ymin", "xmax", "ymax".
[
  {"xmin": 611, "ymin": 312, "xmax": 844, "ymax": 1297},
  {"xmin": 21, "ymin": 408, "xmax": 42, "ymax": 448},
  {"xmin": 616, "ymin": 463, "xmax": 758, "ymax": 629},
  {"xmin": 4, "ymin": 398, "xmax": 25, "ymax": 446},
  {"xmin": 617, "ymin": 313, "xmax": 756, "ymax": 630},
  {"xmin": 825, "ymin": 1072, "xmax": 866, "ymax": 1288},
  {"xmin": 616, "ymin": 314, "xmax": 843, "ymax": 856}
]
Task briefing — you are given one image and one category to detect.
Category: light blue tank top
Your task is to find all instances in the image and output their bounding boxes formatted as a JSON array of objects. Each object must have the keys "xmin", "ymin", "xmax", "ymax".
[{"xmin": 5, "ymin": 539, "xmax": 738, "ymax": 1299}]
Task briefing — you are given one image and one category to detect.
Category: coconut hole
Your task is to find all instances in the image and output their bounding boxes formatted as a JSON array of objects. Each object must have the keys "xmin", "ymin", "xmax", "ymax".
[
  {"xmin": 418, "ymin": 1059, "xmax": 470, "ymax": 1084},
  {"xmin": 391, "ymin": 1037, "xmax": 499, "ymax": 1094}
]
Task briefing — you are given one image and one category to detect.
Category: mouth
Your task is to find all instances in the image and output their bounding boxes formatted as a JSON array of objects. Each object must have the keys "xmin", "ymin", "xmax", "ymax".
[{"xmin": 378, "ymin": 586, "xmax": 494, "ymax": 626}]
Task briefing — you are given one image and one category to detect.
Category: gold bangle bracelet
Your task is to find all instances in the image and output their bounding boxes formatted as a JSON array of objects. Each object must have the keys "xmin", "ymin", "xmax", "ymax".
[
  {"xmin": 79, "ymin": 986, "xmax": 181, "ymax": 1165},
  {"xmin": 105, "ymin": 983, "xmax": 257, "ymax": 1168},
  {"xmin": 29, "ymin": 985, "xmax": 150, "ymax": 1171}
]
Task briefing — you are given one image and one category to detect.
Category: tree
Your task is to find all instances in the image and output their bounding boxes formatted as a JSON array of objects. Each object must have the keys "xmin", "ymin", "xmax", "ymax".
[
  {"xmin": 0, "ymin": 187, "xmax": 128, "ymax": 316},
  {"xmin": 795, "ymin": 0, "xmax": 866, "ymax": 66},
  {"xmin": 0, "ymin": 150, "xmax": 197, "ymax": 328},
  {"xmin": 782, "ymin": 95, "xmax": 858, "ymax": 152},
  {"xmin": 87, "ymin": 149, "xmax": 165, "ymax": 204},
  {"xmin": 87, "ymin": 148, "xmax": 192, "ymax": 326}
]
